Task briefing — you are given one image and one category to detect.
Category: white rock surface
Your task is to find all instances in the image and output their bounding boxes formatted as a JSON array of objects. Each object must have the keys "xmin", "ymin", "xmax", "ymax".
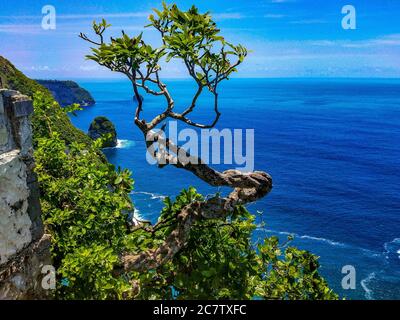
[{"xmin": 0, "ymin": 149, "xmax": 32, "ymax": 265}]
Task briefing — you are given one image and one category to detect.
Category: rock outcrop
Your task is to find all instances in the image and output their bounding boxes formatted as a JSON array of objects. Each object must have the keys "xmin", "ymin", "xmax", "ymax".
[
  {"xmin": 0, "ymin": 89, "xmax": 51, "ymax": 299},
  {"xmin": 88, "ymin": 116, "xmax": 117, "ymax": 148},
  {"xmin": 35, "ymin": 80, "xmax": 95, "ymax": 107}
]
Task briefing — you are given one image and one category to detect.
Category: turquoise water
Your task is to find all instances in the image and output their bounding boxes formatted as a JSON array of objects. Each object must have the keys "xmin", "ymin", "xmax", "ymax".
[{"xmin": 69, "ymin": 78, "xmax": 400, "ymax": 300}]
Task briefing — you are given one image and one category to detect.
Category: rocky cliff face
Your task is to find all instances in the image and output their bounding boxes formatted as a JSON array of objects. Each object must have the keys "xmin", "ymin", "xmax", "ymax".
[{"xmin": 0, "ymin": 89, "xmax": 51, "ymax": 299}]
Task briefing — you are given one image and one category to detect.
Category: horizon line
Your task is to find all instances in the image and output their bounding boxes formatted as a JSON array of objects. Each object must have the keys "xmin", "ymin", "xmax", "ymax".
[{"xmin": 36, "ymin": 76, "xmax": 400, "ymax": 81}]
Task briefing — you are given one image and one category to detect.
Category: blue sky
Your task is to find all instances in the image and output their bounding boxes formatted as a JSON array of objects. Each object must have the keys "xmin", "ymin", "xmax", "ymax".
[{"xmin": 0, "ymin": 0, "xmax": 399, "ymax": 78}]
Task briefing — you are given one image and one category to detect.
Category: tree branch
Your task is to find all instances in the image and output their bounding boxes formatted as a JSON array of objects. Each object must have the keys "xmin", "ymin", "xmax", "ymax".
[{"xmin": 117, "ymin": 170, "xmax": 272, "ymax": 273}]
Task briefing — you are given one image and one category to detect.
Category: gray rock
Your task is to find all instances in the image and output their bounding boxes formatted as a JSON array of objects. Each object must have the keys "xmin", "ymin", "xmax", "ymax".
[
  {"xmin": 0, "ymin": 93, "xmax": 4, "ymax": 114},
  {"xmin": 0, "ymin": 89, "xmax": 51, "ymax": 299},
  {"xmin": 0, "ymin": 89, "xmax": 19, "ymax": 98},
  {"xmin": 11, "ymin": 96, "xmax": 34, "ymax": 118},
  {"xmin": 0, "ymin": 150, "xmax": 32, "ymax": 265},
  {"xmin": 0, "ymin": 124, "xmax": 8, "ymax": 146}
]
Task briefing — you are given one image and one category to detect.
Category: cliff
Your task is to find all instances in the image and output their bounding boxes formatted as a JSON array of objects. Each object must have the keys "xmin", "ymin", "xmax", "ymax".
[
  {"xmin": 0, "ymin": 56, "xmax": 119, "ymax": 299},
  {"xmin": 0, "ymin": 89, "xmax": 51, "ymax": 299},
  {"xmin": 35, "ymin": 80, "xmax": 95, "ymax": 107},
  {"xmin": 0, "ymin": 56, "xmax": 51, "ymax": 99},
  {"xmin": 0, "ymin": 56, "xmax": 95, "ymax": 299},
  {"xmin": 0, "ymin": 56, "xmax": 91, "ymax": 146}
]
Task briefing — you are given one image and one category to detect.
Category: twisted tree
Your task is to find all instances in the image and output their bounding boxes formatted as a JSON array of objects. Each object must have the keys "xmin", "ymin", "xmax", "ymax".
[
  {"xmin": 80, "ymin": 3, "xmax": 273, "ymax": 274},
  {"xmin": 35, "ymin": 2, "xmax": 341, "ymax": 300},
  {"xmin": 80, "ymin": 3, "xmax": 273, "ymax": 273}
]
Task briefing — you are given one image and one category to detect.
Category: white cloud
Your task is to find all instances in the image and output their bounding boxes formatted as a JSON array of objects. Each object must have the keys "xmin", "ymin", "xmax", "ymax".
[
  {"xmin": 2, "ymin": 10, "xmax": 248, "ymax": 22},
  {"xmin": 308, "ymin": 34, "xmax": 400, "ymax": 48},
  {"xmin": 212, "ymin": 12, "xmax": 246, "ymax": 20},
  {"xmin": 0, "ymin": 12, "xmax": 150, "ymax": 20},
  {"xmin": 0, "ymin": 24, "xmax": 42, "ymax": 34},
  {"xmin": 289, "ymin": 19, "xmax": 328, "ymax": 25},
  {"xmin": 271, "ymin": 0, "xmax": 295, "ymax": 3},
  {"xmin": 57, "ymin": 12, "xmax": 150, "ymax": 20},
  {"xmin": 79, "ymin": 65, "xmax": 99, "ymax": 72},
  {"xmin": 308, "ymin": 40, "xmax": 338, "ymax": 47},
  {"xmin": 264, "ymin": 14, "xmax": 286, "ymax": 19},
  {"xmin": 27, "ymin": 65, "xmax": 51, "ymax": 71}
]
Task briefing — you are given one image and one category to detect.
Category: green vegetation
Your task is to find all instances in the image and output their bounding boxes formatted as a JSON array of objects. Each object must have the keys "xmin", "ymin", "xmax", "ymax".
[
  {"xmin": 88, "ymin": 116, "xmax": 117, "ymax": 148},
  {"xmin": 133, "ymin": 189, "xmax": 338, "ymax": 300},
  {"xmin": 33, "ymin": 93, "xmax": 337, "ymax": 299},
  {"xmin": 0, "ymin": 56, "xmax": 91, "ymax": 146},
  {"xmin": 0, "ymin": 56, "xmax": 52, "ymax": 98},
  {"xmin": 34, "ymin": 106, "xmax": 133, "ymax": 299}
]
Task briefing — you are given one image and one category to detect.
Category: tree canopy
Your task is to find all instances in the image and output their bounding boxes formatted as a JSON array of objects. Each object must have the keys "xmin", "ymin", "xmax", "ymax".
[{"xmin": 28, "ymin": 1, "xmax": 343, "ymax": 300}]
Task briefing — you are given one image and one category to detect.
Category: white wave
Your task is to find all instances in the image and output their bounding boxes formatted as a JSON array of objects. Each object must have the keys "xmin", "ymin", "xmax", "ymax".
[
  {"xmin": 384, "ymin": 237, "xmax": 400, "ymax": 249},
  {"xmin": 127, "ymin": 208, "xmax": 145, "ymax": 227},
  {"xmin": 361, "ymin": 272, "xmax": 376, "ymax": 300},
  {"xmin": 131, "ymin": 191, "xmax": 166, "ymax": 201},
  {"xmin": 358, "ymin": 237, "xmax": 400, "ymax": 299},
  {"xmin": 383, "ymin": 238, "xmax": 400, "ymax": 259},
  {"xmin": 260, "ymin": 228, "xmax": 293, "ymax": 236},
  {"xmin": 256, "ymin": 231, "xmax": 399, "ymax": 299},
  {"xmin": 298, "ymin": 235, "xmax": 346, "ymax": 247},
  {"xmin": 133, "ymin": 208, "xmax": 142, "ymax": 220},
  {"xmin": 115, "ymin": 139, "xmax": 135, "ymax": 149},
  {"xmin": 259, "ymin": 228, "xmax": 346, "ymax": 247},
  {"xmin": 383, "ymin": 237, "xmax": 400, "ymax": 260}
]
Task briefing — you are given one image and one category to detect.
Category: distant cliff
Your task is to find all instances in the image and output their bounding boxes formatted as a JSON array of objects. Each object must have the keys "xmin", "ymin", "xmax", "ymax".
[{"xmin": 35, "ymin": 80, "xmax": 95, "ymax": 107}]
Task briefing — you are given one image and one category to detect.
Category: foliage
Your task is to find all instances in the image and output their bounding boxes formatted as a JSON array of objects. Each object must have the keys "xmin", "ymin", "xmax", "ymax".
[
  {"xmin": 34, "ymin": 93, "xmax": 133, "ymax": 299},
  {"xmin": 33, "ymin": 90, "xmax": 337, "ymax": 299},
  {"xmin": 88, "ymin": 116, "xmax": 117, "ymax": 148},
  {"xmin": 255, "ymin": 238, "xmax": 338, "ymax": 299},
  {"xmin": 0, "ymin": 56, "xmax": 52, "ymax": 98},
  {"xmin": 0, "ymin": 55, "xmax": 92, "ymax": 146},
  {"xmin": 149, "ymin": 2, "xmax": 247, "ymax": 83},
  {"xmin": 131, "ymin": 189, "xmax": 337, "ymax": 300},
  {"xmin": 81, "ymin": 1, "xmax": 246, "ymax": 88},
  {"xmin": 27, "ymin": 2, "xmax": 339, "ymax": 300}
]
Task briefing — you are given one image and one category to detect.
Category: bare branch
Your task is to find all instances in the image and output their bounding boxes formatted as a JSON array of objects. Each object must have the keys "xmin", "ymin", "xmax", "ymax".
[{"xmin": 79, "ymin": 33, "xmax": 102, "ymax": 46}]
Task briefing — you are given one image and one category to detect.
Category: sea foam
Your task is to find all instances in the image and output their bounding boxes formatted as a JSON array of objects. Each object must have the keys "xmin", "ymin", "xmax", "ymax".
[{"xmin": 116, "ymin": 139, "xmax": 135, "ymax": 149}]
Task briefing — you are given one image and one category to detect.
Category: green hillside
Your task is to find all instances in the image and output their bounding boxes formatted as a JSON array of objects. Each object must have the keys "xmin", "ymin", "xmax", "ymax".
[{"xmin": 0, "ymin": 56, "xmax": 91, "ymax": 145}]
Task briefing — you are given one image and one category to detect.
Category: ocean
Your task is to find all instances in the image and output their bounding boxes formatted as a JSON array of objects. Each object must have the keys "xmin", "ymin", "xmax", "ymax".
[{"xmin": 69, "ymin": 78, "xmax": 400, "ymax": 300}]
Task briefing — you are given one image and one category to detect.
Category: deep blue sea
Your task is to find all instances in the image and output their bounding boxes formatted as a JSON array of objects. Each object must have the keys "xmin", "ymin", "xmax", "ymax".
[{"xmin": 69, "ymin": 78, "xmax": 400, "ymax": 300}]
